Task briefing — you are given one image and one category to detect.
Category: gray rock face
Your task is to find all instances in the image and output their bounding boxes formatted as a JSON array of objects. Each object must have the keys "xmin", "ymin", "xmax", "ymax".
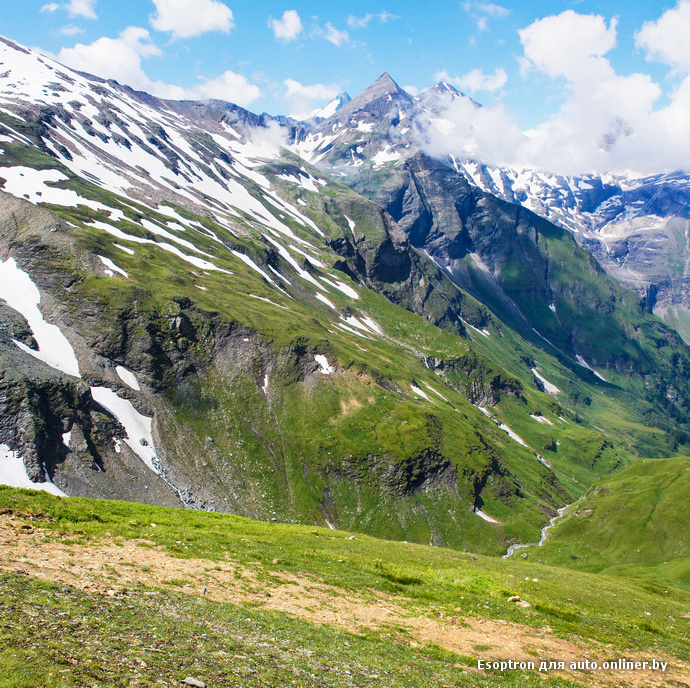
[{"xmin": 289, "ymin": 75, "xmax": 690, "ymax": 342}]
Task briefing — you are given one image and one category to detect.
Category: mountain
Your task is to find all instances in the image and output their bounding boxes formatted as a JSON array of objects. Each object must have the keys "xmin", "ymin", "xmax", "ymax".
[
  {"xmin": 1, "ymin": 37, "xmax": 690, "ymax": 557},
  {"xmin": 290, "ymin": 74, "xmax": 690, "ymax": 344},
  {"xmin": 311, "ymin": 92, "xmax": 351, "ymax": 120}
]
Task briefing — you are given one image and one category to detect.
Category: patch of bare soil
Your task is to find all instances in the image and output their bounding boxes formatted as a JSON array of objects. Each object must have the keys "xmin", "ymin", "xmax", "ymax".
[{"xmin": 0, "ymin": 515, "xmax": 687, "ymax": 688}]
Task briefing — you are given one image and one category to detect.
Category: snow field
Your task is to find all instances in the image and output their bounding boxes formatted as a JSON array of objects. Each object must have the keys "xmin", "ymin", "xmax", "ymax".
[
  {"xmin": 0, "ymin": 257, "xmax": 81, "ymax": 378},
  {"xmin": 0, "ymin": 444, "xmax": 66, "ymax": 496}
]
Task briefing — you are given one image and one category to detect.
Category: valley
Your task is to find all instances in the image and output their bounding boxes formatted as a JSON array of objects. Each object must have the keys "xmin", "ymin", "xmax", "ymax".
[{"xmin": 0, "ymin": 31, "xmax": 689, "ymax": 687}]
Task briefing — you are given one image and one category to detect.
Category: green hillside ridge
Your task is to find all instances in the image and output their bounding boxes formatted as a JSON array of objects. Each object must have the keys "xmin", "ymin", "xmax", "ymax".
[
  {"xmin": 0, "ymin": 487, "xmax": 689, "ymax": 688},
  {"xmin": 1, "ymin": 112, "xmax": 689, "ymax": 557},
  {"xmin": 532, "ymin": 457, "xmax": 690, "ymax": 590}
]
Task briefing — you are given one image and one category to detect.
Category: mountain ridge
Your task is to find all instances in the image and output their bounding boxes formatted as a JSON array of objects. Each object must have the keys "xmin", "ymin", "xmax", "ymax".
[{"xmin": 0, "ymin": 34, "xmax": 688, "ymax": 556}]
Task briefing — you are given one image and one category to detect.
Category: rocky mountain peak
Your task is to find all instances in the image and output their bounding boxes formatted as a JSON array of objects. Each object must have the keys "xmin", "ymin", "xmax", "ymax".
[{"xmin": 325, "ymin": 72, "xmax": 415, "ymax": 125}]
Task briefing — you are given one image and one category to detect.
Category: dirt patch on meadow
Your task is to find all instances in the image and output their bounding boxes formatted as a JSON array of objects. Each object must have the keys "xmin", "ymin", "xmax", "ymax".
[{"xmin": 0, "ymin": 514, "xmax": 687, "ymax": 688}]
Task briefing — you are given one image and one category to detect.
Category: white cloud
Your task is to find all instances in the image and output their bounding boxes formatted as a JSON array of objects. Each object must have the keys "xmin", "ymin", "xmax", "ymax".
[
  {"xmin": 462, "ymin": 2, "xmax": 509, "ymax": 31},
  {"xmin": 192, "ymin": 71, "xmax": 262, "ymax": 106},
  {"xmin": 56, "ymin": 27, "xmax": 164, "ymax": 91},
  {"xmin": 269, "ymin": 10, "xmax": 303, "ymax": 42},
  {"xmin": 518, "ymin": 10, "xmax": 617, "ymax": 80},
  {"xmin": 320, "ymin": 23, "xmax": 349, "ymax": 46},
  {"xmin": 636, "ymin": 0, "xmax": 690, "ymax": 72},
  {"xmin": 41, "ymin": 0, "xmax": 97, "ymax": 19},
  {"xmin": 284, "ymin": 79, "xmax": 338, "ymax": 100},
  {"xmin": 436, "ymin": 68, "xmax": 507, "ymax": 93},
  {"xmin": 419, "ymin": 8, "xmax": 690, "ymax": 175},
  {"xmin": 284, "ymin": 78, "xmax": 340, "ymax": 119},
  {"xmin": 512, "ymin": 10, "xmax": 669, "ymax": 173},
  {"xmin": 419, "ymin": 91, "xmax": 523, "ymax": 166},
  {"xmin": 59, "ymin": 24, "xmax": 86, "ymax": 36},
  {"xmin": 477, "ymin": 3, "xmax": 509, "ymax": 17},
  {"xmin": 66, "ymin": 0, "xmax": 97, "ymax": 18},
  {"xmin": 347, "ymin": 12, "xmax": 398, "ymax": 29},
  {"xmin": 54, "ymin": 27, "xmax": 262, "ymax": 107},
  {"xmin": 347, "ymin": 13, "xmax": 374, "ymax": 29},
  {"xmin": 150, "ymin": 0, "xmax": 234, "ymax": 39}
]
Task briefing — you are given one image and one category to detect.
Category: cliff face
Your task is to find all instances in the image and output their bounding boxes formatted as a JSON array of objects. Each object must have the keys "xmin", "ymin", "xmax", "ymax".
[{"xmin": 288, "ymin": 74, "xmax": 690, "ymax": 345}]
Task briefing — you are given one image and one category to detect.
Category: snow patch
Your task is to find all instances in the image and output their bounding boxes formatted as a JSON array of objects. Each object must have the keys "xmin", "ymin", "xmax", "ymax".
[
  {"xmin": 421, "ymin": 381, "xmax": 448, "ymax": 401},
  {"xmin": 360, "ymin": 316, "xmax": 383, "ymax": 335},
  {"xmin": 530, "ymin": 414, "xmax": 553, "ymax": 425},
  {"xmin": 98, "ymin": 255, "xmax": 128, "ymax": 278},
  {"xmin": 0, "ymin": 444, "xmax": 66, "ymax": 496},
  {"xmin": 460, "ymin": 317, "xmax": 490, "ymax": 337},
  {"xmin": 474, "ymin": 508, "xmax": 499, "ymax": 524},
  {"xmin": 319, "ymin": 276, "xmax": 358, "ymax": 299},
  {"xmin": 575, "ymin": 355, "xmax": 607, "ymax": 381},
  {"xmin": 248, "ymin": 294, "xmax": 289, "ymax": 309},
  {"xmin": 341, "ymin": 316, "xmax": 376, "ymax": 334},
  {"xmin": 0, "ymin": 166, "xmax": 114, "ymax": 215},
  {"xmin": 90, "ymin": 387, "xmax": 158, "ymax": 474},
  {"xmin": 498, "ymin": 423, "xmax": 528, "ymax": 447},
  {"xmin": 333, "ymin": 322, "xmax": 372, "ymax": 339},
  {"xmin": 314, "ymin": 292, "xmax": 336, "ymax": 309},
  {"xmin": 315, "ymin": 354, "xmax": 335, "ymax": 375},
  {"xmin": 372, "ymin": 149, "xmax": 402, "ymax": 168},
  {"xmin": 0, "ymin": 257, "xmax": 81, "ymax": 378},
  {"xmin": 411, "ymin": 385, "xmax": 430, "ymax": 401},
  {"xmin": 531, "ymin": 368, "xmax": 560, "ymax": 395},
  {"xmin": 115, "ymin": 365, "xmax": 140, "ymax": 391}
]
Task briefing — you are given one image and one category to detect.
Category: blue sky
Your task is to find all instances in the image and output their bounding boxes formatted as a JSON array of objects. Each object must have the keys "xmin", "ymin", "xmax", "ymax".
[{"xmin": 3, "ymin": 1, "xmax": 690, "ymax": 173}]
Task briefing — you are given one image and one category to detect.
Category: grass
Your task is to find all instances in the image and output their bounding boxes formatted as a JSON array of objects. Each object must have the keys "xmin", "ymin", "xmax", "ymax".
[
  {"xmin": 1, "ymin": 488, "xmax": 689, "ymax": 654},
  {"xmin": 0, "ymin": 569, "xmax": 594, "ymax": 688},
  {"xmin": 0, "ymin": 487, "xmax": 689, "ymax": 687},
  {"xmin": 535, "ymin": 457, "xmax": 690, "ymax": 590}
]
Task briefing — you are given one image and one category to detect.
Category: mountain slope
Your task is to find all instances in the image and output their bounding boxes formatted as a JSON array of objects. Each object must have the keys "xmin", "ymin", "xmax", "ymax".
[
  {"xmin": 292, "ymin": 76, "xmax": 690, "ymax": 436},
  {"xmin": 535, "ymin": 456, "xmax": 690, "ymax": 590},
  {"xmin": 0, "ymin": 36, "xmax": 688, "ymax": 556},
  {"xmin": 290, "ymin": 72, "xmax": 690, "ymax": 344}
]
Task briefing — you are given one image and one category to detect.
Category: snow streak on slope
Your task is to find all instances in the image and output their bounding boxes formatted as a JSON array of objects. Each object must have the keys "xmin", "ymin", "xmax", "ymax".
[
  {"xmin": 90, "ymin": 387, "xmax": 158, "ymax": 474},
  {"xmin": 0, "ymin": 444, "xmax": 66, "ymax": 496},
  {"xmin": 0, "ymin": 257, "xmax": 81, "ymax": 377},
  {"xmin": 0, "ymin": 38, "xmax": 326, "ymax": 250}
]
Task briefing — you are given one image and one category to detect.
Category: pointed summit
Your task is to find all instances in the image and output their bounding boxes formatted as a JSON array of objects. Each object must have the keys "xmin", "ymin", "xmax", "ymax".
[
  {"xmin": 357, "ymin": 72, "xmax": 407, "ymax": 102},
  {"xmin": 327, "ymin": 73, "xmax": 414, "ymax": 124}
]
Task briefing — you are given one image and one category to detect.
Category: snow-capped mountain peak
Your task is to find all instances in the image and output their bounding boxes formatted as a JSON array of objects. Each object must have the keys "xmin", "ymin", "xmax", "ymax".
[{"xmin": 311, "ymin": 92, "xmax": 351, "ymax": 120}]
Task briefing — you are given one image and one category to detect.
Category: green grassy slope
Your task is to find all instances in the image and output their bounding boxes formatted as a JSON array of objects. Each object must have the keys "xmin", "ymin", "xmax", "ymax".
[
  {"xmin": 532, "ymin": 457, "xmax": 690, "ymax": 590},
  {"xmin": 0, "ymin": 487, "xmax": 688, "ymax": 688},
  {"xmin": 0, "ymin": 129, "xmax": 688, "ymax": 556}
]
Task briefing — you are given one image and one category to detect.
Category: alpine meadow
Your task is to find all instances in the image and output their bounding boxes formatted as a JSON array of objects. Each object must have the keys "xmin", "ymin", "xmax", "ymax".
[{"xmin": 0, "ymin": 17, "xmax": 689, "ymax": 688}]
